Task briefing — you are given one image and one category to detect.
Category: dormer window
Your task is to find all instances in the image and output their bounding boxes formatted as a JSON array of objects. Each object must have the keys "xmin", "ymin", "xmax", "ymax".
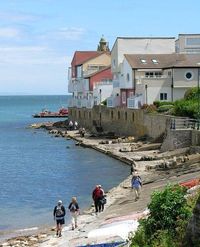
[
  {"xmin": 152, "ymin": 59, "xmax": 158, "ymax": 64},
  {"xmin": 140, "ymin": 59, "xmax": 147, "ymax": 64}
]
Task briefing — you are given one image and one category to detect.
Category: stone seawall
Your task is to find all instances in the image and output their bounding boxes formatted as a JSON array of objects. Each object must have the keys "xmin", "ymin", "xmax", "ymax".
[{"xmin": 68, "ymin": 106, "xmax": 170, "ymax": 140}]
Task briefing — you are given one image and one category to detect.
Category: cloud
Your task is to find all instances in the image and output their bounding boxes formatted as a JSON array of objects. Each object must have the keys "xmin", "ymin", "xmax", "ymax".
[
  {"xmin": 0, "ymin": 27, "xmax": 22, "ymax": 38},
  {"xmin": 0, "ymin": 45, "xmax": 71, "ymax": 65},
  {"xmin": 50, "ymin": 27, "xmax": 86, "ymax": 41},
  {"xmin": 0, "ymin": 11, "xmax": 42, "ymax": 23}
]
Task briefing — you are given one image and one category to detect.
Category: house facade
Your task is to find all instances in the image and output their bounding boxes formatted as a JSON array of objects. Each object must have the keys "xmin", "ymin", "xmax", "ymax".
[
  {"xmin": 108, "ymin": 37, "xmax": 176, "ymax": 107},
  {"xmin": 68, "ymin": 37, "xmax": 113, "ymax": 108},
  {"xmin": 122, "ymin": 54, "xmax": 200, "ymax": 108}
]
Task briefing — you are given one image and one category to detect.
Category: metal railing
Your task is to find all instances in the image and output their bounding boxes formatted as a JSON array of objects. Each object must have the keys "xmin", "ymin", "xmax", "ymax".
[{"xmin": 170, "ymin": 117, "xmax": 200, "ymax": 130}]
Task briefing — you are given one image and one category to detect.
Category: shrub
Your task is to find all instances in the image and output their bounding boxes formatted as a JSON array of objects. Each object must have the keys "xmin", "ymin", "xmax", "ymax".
[
  {"xmin": 157, "ymin": 105, "xmax": 174, "ymax": 113},
  {"xmin": 146, "ymin": 104, "xmax": 157, "ymax": 113},
  {"xmin": 174, "ymin": 99, "xmax": 199, "ymax": 118},
  {"xmin": 141, "ymin": 104, "xmax": 149, "ymax": 109},
  {"xmin": 184, "ymin": 87, "xmax": 200, "ymax": 100},
  {"xmin": 131, "ymin": 184, "xmax": 192, "ymax": 247},
  {"xmin": 153, "ymin": 101, "xmax": 174, "ymax": 108}
]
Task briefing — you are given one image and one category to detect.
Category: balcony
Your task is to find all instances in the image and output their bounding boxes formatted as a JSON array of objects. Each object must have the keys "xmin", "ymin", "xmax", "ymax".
[{"xmin": 136, "ymin": 75, "xmax": 171, "ymax": 85}]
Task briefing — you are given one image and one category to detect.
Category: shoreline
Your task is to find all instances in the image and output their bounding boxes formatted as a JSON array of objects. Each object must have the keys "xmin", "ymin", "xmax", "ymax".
[{"xmin": 1, "ymin": 125, "xmax": 200, "ymax": 246}]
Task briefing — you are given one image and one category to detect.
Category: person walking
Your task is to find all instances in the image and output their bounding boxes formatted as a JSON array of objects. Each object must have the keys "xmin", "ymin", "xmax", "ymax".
[
  {"xmin": 74, "ymin": 121, "xmax": 78, "ymax": 130},
  {"xmin": 99, "ymin": 185, "xmax": 106, "ymax": 212},
  {"xmin": 130, "ymin": 161, "xmax": 137, "ymax": 175},
  {"xmin": 92, "ymin": 185, "xmax": 103, "ymax": 213},
  {"xmin": 68, "ymin": 197, "xmax": 80, "ymax": 230},
  {"xmin": 131, "ymin": 172, "xmax": 142, "ymax": 201},
  {"xmin": 53, "ymin": 200, "xmax": 66, "ymax": 237}
]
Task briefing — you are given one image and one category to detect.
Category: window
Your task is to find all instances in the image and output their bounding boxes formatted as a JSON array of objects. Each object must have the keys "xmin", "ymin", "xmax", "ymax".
[
  {"xmin": 145, "ymin": 72, "xmax": 162, "ymax": 78},
  {"xmin": 122, "ymin": 91, "xmax": 126, "ymax": 104},
  {"xmin": 126, "ymin": 73, "xmax": 130, "ymax": 82},
  {"xmin": 129, "ymin": 91, "xmax": 134, "ymax": 98},
  {"xmin": 186, "ymin": 37, "xmax": 200, "ymax": 46},
  {"xmin": 160, "ymin": 93, "xmax": 167, "ymax": 101},
  {"xmin": 152, "ymin": 59, "xmax": 158, "ymax": 64},
  {"xmin": 145, "ymin": 72, "xmax": 154, "ymax": 78},
  {"xmin": 155, "ymin": 72, "xmax": 162, "ymax": 77},
  {"xmin": 140, "ymin": 59, "xmax": 147, "ymax": 64},
  {"xmin": 168, "ymin": 71, "xmax": 172, "ymax": 77},
  {"xmin": 185, "ymin": 71, "xmax": 193, "ymax": 80}
]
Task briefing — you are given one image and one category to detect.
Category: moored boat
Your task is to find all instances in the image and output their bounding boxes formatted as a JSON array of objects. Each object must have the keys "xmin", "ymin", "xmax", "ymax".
[{"xmin": 32, "ymin": 108, "xmax": 68, "ymax": 118}]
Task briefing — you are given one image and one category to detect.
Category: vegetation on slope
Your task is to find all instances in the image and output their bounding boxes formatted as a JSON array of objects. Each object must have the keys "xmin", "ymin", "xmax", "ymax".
[{"xmin": 131, "ymin": 184, "xmax": 200, "ymax": 247}]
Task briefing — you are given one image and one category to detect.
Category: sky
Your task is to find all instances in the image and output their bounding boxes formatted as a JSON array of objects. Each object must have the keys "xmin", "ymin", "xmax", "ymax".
[{"xmin": 0, "ymin": 0, "xmax": 200, "ymax": 95}]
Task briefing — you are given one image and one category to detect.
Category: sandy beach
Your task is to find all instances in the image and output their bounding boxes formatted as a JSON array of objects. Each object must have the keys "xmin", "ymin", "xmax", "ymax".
[{"xmin": 1, "ymin": 128, "xmax": 200, "ymax": 247}]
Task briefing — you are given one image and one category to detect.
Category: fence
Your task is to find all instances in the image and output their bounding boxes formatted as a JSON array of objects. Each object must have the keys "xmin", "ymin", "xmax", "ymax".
[{"xmin": 170, "ymin": 117, "xmax": 200, "ymax": 130}]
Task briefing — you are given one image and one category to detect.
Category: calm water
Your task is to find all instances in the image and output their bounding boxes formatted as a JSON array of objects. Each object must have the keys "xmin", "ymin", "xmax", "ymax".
[{"xmin": 0, "ymin": 95, "xmax": 129, "ymax": 238}]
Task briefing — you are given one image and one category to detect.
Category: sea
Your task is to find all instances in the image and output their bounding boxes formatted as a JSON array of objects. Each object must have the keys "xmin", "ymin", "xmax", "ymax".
[{"xmin": 0, "ymin": 95, "xmax": 129, "ymax": 241}]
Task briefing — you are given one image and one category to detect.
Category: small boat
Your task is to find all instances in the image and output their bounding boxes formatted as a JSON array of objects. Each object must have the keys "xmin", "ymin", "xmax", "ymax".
[{"xmin": 32, "ymin": 108, "xmax": 68, "ymax": 118}]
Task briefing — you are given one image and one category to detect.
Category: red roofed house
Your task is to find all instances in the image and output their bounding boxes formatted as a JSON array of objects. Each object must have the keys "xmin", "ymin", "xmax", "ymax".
[{"xmin": 68, "ymin": 37, "xmax": 113, "ymax": 108}]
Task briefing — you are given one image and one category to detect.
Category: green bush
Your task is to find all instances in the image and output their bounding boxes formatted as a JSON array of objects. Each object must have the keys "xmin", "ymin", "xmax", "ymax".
[
  {"xmin": 131, "ymin": 184, "xmax": 192, "ymax": 247},
  {"xmin": 184, "ymin": 87, "xmax": 200, "ymax": 100},
  {"xmin": 157, "ymin": 105, "xmax": 174, "ymax": 113},
  {"xmin": 174, "ymin": 99, "xmax": 199, "ymax": 118},
  {"xmin": 153, "ymin": 101, "xmax": 174, "ymax": 107}
]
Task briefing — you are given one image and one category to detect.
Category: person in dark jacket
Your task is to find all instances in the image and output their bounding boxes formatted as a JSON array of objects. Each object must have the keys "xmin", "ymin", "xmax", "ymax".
[
  {"xmin": 99, "ymin": 185, "xmax": 106, "ymax": 212},
  {"xmin": 92, "ymin": 185, "xmax": 103, "ymax": 213},
  {"xmin": 53, "ymin": 200, "xmax": 66, "ymax": 237},
  {"xmin": 68, "ymin": 197, "xmax": 80, "ymax": 230}
]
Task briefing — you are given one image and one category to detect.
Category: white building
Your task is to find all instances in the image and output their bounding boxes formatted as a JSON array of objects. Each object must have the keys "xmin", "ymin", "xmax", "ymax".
[
  {"xmin": 122, "ymin": 53, "xmax": 200, "ymax": 108},
  {"xmin": 176, "ymin": 34, "xmax": 200, "ymax": 54},
  {"xmin": 108, "ymin": 37, "xmax": 176, "ymax": 107}
]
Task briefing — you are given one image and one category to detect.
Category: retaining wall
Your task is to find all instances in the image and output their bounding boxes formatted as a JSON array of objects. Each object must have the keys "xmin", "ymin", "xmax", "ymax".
[{"xmin": 69, "ymin": 106, "xmax": 170, "ymax": 139}]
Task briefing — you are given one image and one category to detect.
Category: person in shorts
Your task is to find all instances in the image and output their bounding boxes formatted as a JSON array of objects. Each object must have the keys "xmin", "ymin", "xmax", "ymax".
[{"xmin": 53, "ymin": 200, "xmax": 66, "ymax": 237}]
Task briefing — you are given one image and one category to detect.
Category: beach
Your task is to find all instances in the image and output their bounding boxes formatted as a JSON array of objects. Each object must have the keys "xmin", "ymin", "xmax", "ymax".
[{"xmin": 1, "ymin": 127, "xmax": 200, "ymax": 247}]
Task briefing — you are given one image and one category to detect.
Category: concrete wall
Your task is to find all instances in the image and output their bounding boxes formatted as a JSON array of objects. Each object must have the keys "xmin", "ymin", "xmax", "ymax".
[
  {"xmin": 69, "ymin": 107, "xmax": 200, "ymax": 150},
  {"xmin": 173, "ymin": 68, "xmax": 198, "ymax": 88},
  {"xmin": 161, "ymin": 129, "xmax": 192, "ymax": 151},
  {"xmin": 69, "ymin": 107, "xmax": 170, "ymax": 139},
  {"xmin": 161, "ymin": 128, "xmax": 200, "ymax": 152}
]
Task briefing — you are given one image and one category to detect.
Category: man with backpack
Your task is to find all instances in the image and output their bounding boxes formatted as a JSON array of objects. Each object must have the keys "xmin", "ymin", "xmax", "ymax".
[
  {"xmin": 131, "ymin": 172, "xmax": 142, "ymax": 201},
  {"xmin": 53, "ymin": 200, "xmax": 66, "ymax": 237}
]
